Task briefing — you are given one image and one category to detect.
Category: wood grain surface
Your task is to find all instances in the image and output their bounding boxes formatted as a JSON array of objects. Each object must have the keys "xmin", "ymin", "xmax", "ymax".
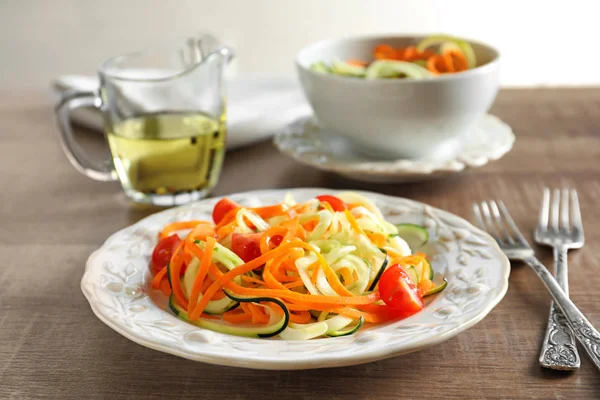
[{"xmin": 1, "ymin": 89, "xmax": 600, "ymax": 399}]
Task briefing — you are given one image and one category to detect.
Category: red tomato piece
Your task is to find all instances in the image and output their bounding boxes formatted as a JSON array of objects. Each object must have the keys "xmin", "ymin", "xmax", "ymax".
[
  {"xmin": 316, "ymin": 195, "xmax": 347, "ymax": 212},
  {"xmin": 151, "ymin": 234, "xmax": 181, "ymax": 274},
  {"xmin": 378, "ymin": 264, "xmax": 424, "ymax": 316},
  {"xmin": 270, "ymin": 235, "xmax": 283, "ymax": 247},
  {"xmin": 212, "ymin": 198, "xmax": 240, "ymax": 224},
  {"xmin": 231, "ymin": 233, "xmax": 263, "ymax": 263}
]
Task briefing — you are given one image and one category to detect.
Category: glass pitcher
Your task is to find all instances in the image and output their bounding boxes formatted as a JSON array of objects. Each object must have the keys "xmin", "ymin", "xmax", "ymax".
[{"xmin": 56, "ymin": 34, "xmax": 234, "ymax": 206}]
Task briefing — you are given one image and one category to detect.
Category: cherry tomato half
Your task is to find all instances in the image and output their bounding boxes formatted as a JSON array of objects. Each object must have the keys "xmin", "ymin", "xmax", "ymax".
[
  {"xmin": 231, "ymin": 233, "xmax": 263, "ymax": 263},
  {"xmin": 316, "ymin": 195, "xmax": 347, "ymax": 212},
  {"xmin": 212, "ymin": 198, "xmax": 240, "ymax": 224},
  {"xmin": 270, "ymin": 235, "xmax": 283, "ymax": 247},
  {"xmin": 378, "ymin": 264, "xmax": 424, "ymax": 317},
  {"xmin": 151, "ymin": 234, "xmax": 181, "ymax": 274}
]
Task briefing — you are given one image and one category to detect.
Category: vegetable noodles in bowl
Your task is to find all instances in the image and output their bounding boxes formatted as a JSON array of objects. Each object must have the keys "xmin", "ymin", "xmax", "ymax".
[
  {"xmin": 311, "ymin": 35, "xmax": 477, "ymax": 79},
  {"xmin": 149, "ymin": 192, "xmax": 447, "ymax": 340}
]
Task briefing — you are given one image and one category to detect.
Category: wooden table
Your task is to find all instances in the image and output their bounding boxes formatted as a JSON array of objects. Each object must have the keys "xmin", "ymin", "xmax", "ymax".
[{"xmin": 2, "ymin": 89, "xmax": 600, "ymax": 399}]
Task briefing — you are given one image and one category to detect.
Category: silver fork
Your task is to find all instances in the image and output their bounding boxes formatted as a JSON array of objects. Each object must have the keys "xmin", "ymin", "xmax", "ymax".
[
  {"xmin": 536, "ymin": 188, "xmax": 583, "ymax": 370},
  {"xmin": 473, "ymin": 200, "xmax": 600, "ymax": 371}
]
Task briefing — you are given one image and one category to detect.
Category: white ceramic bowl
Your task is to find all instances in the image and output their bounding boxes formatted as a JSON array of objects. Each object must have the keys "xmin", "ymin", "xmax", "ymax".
[{"xmin": 296, "ymin": 35, "xmax": 500, "ymax": 160}]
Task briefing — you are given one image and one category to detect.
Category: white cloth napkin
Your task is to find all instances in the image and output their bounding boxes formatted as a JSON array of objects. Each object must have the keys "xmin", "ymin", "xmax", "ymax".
[{"xmin": 52, "ymin": 75, "xmax": 312, "ymax": 150}]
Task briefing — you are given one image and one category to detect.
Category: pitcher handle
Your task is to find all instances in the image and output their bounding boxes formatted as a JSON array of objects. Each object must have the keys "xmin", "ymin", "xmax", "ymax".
[{"xmin": 55, "ymin": 90, "xmax": 117, "ymax": 181}]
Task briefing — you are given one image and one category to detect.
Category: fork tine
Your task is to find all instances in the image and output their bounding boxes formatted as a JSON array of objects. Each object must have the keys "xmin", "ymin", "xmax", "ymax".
[
  {"xmin": 560, "ymin": 188, "xmax": 570, "ymax": 231},
  {"xmin": 480, "ymin": 201, "xmax": 501, "ymax": 241},
  {"xmin": 473, "ymin": 203, "xmax": 488, "ymax": 232},
  {"xmin": 570, "ymin": 189, "xmax": 583, "ymax": 230},
  {"xmin": 550, "ymin": 189, "xmax": 560, "ymax": 231},
  {"xmin": 489, "ymin": 201, "xmax": 513, "ymax": 243},
  {"xmin": 497, "ymin": 200, "xmax": 530, "ymax": 246},
  {"xmin": 538, "ymin": 188, "xmax": 550, "ymax": 230},
  {"xmin": 473, "ymin": 203, "xmax": 499, "ymax": 243}
]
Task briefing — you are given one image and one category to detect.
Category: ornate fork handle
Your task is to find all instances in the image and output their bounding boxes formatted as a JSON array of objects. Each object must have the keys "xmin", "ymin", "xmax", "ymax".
[
  {"xmin": 539, "ymin": 247, "xmax": 580, "ymax": 369},
  {"xmin": 525, "ymin": 256, "xmax": 600, "ymax": 371}
]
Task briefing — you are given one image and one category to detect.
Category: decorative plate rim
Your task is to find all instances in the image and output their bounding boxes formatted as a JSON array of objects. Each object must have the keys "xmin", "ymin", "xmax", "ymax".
[
  {"xmin": 273, "ymin": 114, "xmax": 515, "ymax": 178},
  {"xmin": 81, "ymin": 188, "xmax": 510, "ymax": 370}
]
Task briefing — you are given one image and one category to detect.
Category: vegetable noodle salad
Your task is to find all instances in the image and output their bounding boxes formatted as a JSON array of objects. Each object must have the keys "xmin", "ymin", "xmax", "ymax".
[
  {"xmin": 150, "ymin": 192, "xmax": 447, "ymax": 340},
  {"xmin": 311, "ymin": 34, "xmax": 476, "ymax": 80}
]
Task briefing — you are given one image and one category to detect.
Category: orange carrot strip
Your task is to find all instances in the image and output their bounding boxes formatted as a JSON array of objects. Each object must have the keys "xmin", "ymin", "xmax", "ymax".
[
  {"xmin": 184, "ymin": 238, "xmax": 205, "ymax": 259},
  {"xmin": 447, "ymin": 50, "xmax": 468, "ymax": 71},
  {"xmin": 436, "ymin": 55, "xmax": 448, "ymax": 72},
  {"xmin": 159, "ymin": 220, "xmax": 208, "ymax": 240},
  {"xmin": 215, "ymin": 207, "xmax": 240, "ymax": 230},
  {"xmin": 260, "ymin": 226, "xmax": 288, "ymax": 254},
  {"xmin": 168, "ymin": 240, "xmax": 188, "ymax": 310},
  {"xmin": 188, "ymin": 223, "xmax": 216, "ymax": 241},
  {"xmin": 283, "ymin": 280, "xmax": 305, "ymax": 289},
  {"xmin": 302, "ymin": 219, "xmax": 318, "ymax": 232},
  {"xmin": 279, "ymin": 216, "xmax": 308, "ymax": 242},
  {"xmin": 263, "ymin": 269, "xmax": 286, "ymax": 290},
  {"xmin": 248, "ymin": 303, "xmax": 270, "ymax": 324},
  {"xmin": 271, "ymin": 268, "xmax": 296, "ymax": 283},
  {"xmin": 251, "ymin": 204, "xmax": 288, "ymax": 219},
  {"xmin": 198, "ymin": 277, "xmax": 213, "ymax": 293},
  {"xmin": 151, "ymin": 266, "xmax": 168, "ymax": 289},
  {"xmin": 317, "ymin": 258, "xmax": 355, "ymax": 297},
  {"xmin": 426, "ymin": 56, "xmax": 440, "ymax": 74},
  {"xmin": 420, "ymin": 49, "xmax": 435, "ymax": 59},
  {"xmin": 418, "ymin": 278, "xmax": 436, "ymax": 295},
  {"xmin": 310, "ymin": 263, "xmax": 320, "ymax": 284},
  {"xmin": 385, "ymin": 246, "xmax": 406, "ymax": 261},
  {"xmin": 160, "ymin": 278, "xmax": 172, "ymax": 296},
  {"xmin": 242, "ymin": 275, "xmax": 267, "ymax": 286},
  {"xmin": 339, "ymin": 267, "xmax": 354, "ymax": 286},
  {"xmin": 222, "ymin": 308, "xmax": 252, "ymax": 323},
  {"xmin": 216, "ymin": 222, "xmax": 237, "ymax": 239},
  {"xmin": 290, "ymin": 246, "xmax": 350, "ymax": 297},
  {"xmin": 212, "ymin": 288, "xmax": 226, "ymax": 300},
  {"xmin": 345, "ymin": 210, "xmax": 366, "ymax": 237},
  {"xmin": 187, "ymin": 237, "xmax": 215, "ymax": 310},
  {"xmin": 216, "ymin": 204, "xmax": 288, "ymax": 235},
  {"xmin": 262, "ymin": 255, "xmax": 290, "ymax": 290},
  {"xmin": 272, "ymin": 253, "xmax": 302, "ymax": 282},
  {"xmin": 396, "ymin": 254, "xmax": 428, "ymax": 268},
  {"xmin": 282, "ymin": 257, "xmax": 301, "ymax": 273},
  {"xmin": 442, "ymin": 52, "xmax": 455, "ymax": 72},
  {"xmin": 373, "ymin": 44, "xmax": 398, "ymax": 60},
  {"xmin": 403, "ymin": 46, "xmax": 417, "ymax": 61},
  {"xmin": 281, "ymin": 216, "xmax": 301, "ymax": 243},
  {"xmin": 206, "ymin": 263, "xmax": 229, "ymax": 300},
  {"xmin": 289, "ymin": 310, "xmax": 312, "ymax": 324},
  {"xmin": 347, "ymin": 59, "xmax": 368, "ymax": 67},
  {"xmin": 321, "ymin": 201, "xmax": 334, "ymax": 213},
  {"xmin": 367, "ymin": 232, "xmax": 387, "ymax": 247}
]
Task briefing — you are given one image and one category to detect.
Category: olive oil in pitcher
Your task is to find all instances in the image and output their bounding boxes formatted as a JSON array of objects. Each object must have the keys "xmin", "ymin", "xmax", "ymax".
[{"xmin": 107, "ymin": 112, "xmax": 226, "ymax": 197}]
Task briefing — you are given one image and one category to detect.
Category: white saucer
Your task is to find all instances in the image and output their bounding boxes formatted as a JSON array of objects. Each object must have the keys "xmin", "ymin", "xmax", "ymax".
[{"xmin": 274, "ymin": 114, "xmax": 515, "ymax": 183}]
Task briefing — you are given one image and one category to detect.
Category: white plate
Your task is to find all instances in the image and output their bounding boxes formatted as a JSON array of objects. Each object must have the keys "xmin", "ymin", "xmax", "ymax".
[
  {"xmin": 81, "ymin": 188, "xmax": 510, "ymax": 370},
  {"xmin": 52, "ymin": 76, "xmax": 311, "ymax": 150},
  {"xmin": 274, "ymin": 115, "xmax": 515, "ymax": 183}
]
